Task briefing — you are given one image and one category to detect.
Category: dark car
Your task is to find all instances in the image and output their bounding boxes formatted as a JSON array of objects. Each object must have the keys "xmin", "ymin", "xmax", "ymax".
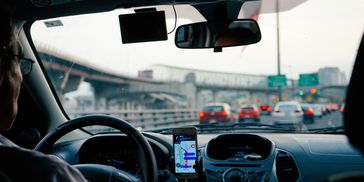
[
  {"xmin": 301, "ymin": 103, "xmax": 315, "ymax": 124},
  {"xmin": 199, "ymin": 103, "xmax": 234, "ymax": 124},
  {"xmin": 259, "ymin": 104, "xmax": 272, "ymax": 115},
  {"xmin": 340, "ymin": 104, "xmax": 345, "ymax": 113}
]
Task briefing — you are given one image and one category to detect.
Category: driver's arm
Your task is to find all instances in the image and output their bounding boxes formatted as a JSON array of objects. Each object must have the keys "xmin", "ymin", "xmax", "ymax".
[{"xmin": 0, "ymin": 146, "xmax": 87, "ymax": 182}]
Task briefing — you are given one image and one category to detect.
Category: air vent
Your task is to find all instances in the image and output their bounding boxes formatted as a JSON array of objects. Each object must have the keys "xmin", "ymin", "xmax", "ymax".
[
  {"xmin": 276, "ymin": 151, "xmax": 299, "ymax": 182},
  {"xmin": 212, "ymin": 163, "xmax": 261, "ymax": 167}
]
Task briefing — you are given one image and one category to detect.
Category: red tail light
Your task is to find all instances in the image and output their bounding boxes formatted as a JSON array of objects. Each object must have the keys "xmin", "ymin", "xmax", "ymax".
[
  {"xmin": 220, "ymin": 111, "xmax": 227, "ymax": 116},
  {"xmin": 199, "ymin": 112, "xmax": 205, "ymax": 118},
  {"xmin": 267, "ymin": 107, "xmax": 272, "ymax": 112},
  {"xmin": 305, "ymin": 109, "xmax": 314, "ymax": 115},
  {"xmin": 340, "ymin": 107, "xmax": 344, "ymax": 112}
]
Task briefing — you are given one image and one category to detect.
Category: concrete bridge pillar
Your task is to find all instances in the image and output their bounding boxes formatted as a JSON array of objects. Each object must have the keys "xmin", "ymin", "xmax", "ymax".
[
  {"xmin": 184, "ymin": 83, "xmax": 198, "ymax": 109},
  {"xmin": 61, "ymin": 72, "xmax": 84, "ymax": 93},
  {"xmin": 95, "ymin": 97, "xmax": 106, "ymax": 110},
  {"xmin": 51, "ymin": 70, "xmax": 85, "ymax": 95},
  {"xmin": 245, "ymin": 91, "xmax": 252, "ymax": 103},
  {"xmin": 91, "ymin": 82, "xmax": 130, "ymax": 110},
  {"xmin": 194, "ymin": 90, "xmax": 210, "ymax": 109},
  {"xmin": 212, "ymin": 90, "xmax": 218, "ymax": 103},
  {"xmin": 195, "ymin": 90, "xmax": 205, "ymax": 109},
  {"xmin": 251, "ymin": 92, "xmax": 258, "ymax": 105},
  {"xmin": 265, "ymin": 94, "xmax": 270, "ymax": 105}
]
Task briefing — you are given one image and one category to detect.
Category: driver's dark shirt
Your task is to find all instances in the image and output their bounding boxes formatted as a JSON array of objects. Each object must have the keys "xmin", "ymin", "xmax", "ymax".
[{"xmin": 0, "ymin": 135, "xmax": 87, "ymax": 182}]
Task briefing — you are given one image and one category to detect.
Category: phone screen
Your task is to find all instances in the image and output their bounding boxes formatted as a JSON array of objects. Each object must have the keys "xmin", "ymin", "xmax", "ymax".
[{"xmin": 173, "ymin": 130, "xmax": 197, "ymax": 174}]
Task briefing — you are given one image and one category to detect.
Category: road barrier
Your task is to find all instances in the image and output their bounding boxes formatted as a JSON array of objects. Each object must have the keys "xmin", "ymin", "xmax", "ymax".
[{"xmin": 68, "ymin": 109, "xmax": 199, "ymax": 132}]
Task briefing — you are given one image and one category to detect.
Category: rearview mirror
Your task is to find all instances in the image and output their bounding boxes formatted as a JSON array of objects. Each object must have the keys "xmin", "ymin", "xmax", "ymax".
[{"xmin": 175, "ymin": 19, "xmax": 261, "ymax": 49}]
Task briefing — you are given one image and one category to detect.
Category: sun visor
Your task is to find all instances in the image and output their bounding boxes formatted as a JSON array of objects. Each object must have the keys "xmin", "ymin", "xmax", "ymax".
[{"xmin": 119, "ymin": 11, "xmax": 168, "ymax": 44}]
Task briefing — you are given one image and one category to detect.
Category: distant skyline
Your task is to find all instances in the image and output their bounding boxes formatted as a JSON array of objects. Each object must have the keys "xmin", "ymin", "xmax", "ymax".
[{"xmin": 318, "ymin": 67, "xmax": 347, "ymax": 86}]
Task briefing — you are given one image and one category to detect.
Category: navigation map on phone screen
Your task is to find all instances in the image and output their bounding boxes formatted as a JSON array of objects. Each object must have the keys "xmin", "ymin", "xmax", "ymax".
[{"xmin": 174, "ymin": 134, "xmax": 197, "ymax": 173}]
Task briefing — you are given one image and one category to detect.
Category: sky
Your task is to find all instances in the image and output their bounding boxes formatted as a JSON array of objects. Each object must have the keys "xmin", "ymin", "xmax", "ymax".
[{"xmin": 31, "ymin": 0, "xmax": 364, "ymax": 80}]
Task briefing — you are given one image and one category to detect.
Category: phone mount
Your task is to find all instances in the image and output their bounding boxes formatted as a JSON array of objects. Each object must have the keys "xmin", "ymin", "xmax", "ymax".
[{"xmin": 169, "ymin": 155, "xmax": 204, "ymax": 181}]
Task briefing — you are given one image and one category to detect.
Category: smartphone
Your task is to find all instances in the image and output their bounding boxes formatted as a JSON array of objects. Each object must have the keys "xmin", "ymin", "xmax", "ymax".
[{"xmin": 173, "ymin": 127, "xmax": 198, "ymax": 179}]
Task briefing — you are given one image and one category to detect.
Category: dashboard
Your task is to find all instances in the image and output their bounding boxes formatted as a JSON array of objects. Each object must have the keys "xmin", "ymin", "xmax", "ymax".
[
  {"xmin": 78, "ymin": 135, "xmax": 170, "ymax": 174},
  {"xmin": 51, "ymin": 132, "xmax": 364, "ymax": 182}
]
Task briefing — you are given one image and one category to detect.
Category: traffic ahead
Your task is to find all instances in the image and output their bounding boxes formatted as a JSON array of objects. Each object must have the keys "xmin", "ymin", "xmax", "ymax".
[{"xmin": 198, "ymin": 102, "xmax": 343, "ymax": 131}]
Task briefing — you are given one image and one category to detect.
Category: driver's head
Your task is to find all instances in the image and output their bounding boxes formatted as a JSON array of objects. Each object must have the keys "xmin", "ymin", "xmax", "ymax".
[{"xmin": 0, "ymin": 2, "xmax": 23, "ymax": 131}]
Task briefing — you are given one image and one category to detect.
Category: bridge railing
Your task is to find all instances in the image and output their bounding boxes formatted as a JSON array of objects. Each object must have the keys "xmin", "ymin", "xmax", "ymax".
[{"xmin": 68, "ymin": 109, "xmax": 199, "ymax": 132}]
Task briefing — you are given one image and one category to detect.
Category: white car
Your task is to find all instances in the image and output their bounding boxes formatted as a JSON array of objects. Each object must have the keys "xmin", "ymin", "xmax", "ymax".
[{"xmin": 271, "ymin": 101, "xmax": 304, "ymax": 125}]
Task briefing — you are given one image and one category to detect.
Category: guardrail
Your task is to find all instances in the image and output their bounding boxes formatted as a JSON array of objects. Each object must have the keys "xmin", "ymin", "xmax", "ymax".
[{"xmin": 68, "ymin": 109, "xmax": 199, "ymax": 132}]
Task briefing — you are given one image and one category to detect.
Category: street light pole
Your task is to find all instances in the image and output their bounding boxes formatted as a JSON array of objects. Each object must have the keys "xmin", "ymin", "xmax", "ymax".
[
  {"xmin": 276, "ymin": 0, "xmax": 282, "ymax": 101},
  {"xmin": 284, "ymin": 65, "xmax": 295, "ymax": 100}
]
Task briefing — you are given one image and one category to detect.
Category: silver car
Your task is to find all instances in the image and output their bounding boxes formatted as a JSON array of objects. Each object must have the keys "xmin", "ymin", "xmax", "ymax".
[{"xmin": 271, "ymin": 101, "xmax": 304, "ymax": 125}]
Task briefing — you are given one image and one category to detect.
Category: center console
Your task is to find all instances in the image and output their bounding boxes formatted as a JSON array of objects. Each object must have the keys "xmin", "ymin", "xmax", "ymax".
[{"xmin": 202, "ymin": 134, "xmax": 276, "ymax": 182}]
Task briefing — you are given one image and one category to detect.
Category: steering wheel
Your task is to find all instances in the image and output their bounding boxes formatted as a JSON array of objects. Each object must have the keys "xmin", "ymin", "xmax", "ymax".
[{"xmin": 34, "ymin": 115, "xmax": 158, "ymax": 182}]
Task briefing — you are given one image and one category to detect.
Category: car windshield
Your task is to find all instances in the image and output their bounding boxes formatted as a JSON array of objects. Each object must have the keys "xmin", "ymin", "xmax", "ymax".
[
  {"xmin": 278, "ymin": 105, "xmax": 297, "ymax": 111},
  {"xmin": 204, "ymin": 106, "xmax": 224, "ymax": 112},
  {"xmin": 241, "ymin": 107, "xmax": 254, "ymax": 110},
  {"xmin": 30, "ymin": 1, "xmax": 363, "ymax": 133}
]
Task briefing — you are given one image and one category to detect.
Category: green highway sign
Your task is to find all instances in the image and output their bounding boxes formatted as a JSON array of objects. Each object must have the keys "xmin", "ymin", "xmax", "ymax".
[
  {"xmin": 299, "ymin": 73, "xmax": 319, "ymax": 86},
  {"xmin": 268, "ymin": 75, "xmax": 287, "ymax": 88}
]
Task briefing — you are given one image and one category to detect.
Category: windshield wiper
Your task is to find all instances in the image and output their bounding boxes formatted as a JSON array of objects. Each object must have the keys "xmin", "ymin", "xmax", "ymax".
[
  {"xmin": 145, "ymin": 128, "xmax": 174, "ymax": 134},
  {"xmin": 192, "ymin": 122, "xmax": 300, "ymax": 132},
  {"xmin": 308, "ymin": 126, "xmax": 345, "ymax": 133},
  {"xmin": 148, "ymin": 122, "xmax": 309, "ymax": 134}
]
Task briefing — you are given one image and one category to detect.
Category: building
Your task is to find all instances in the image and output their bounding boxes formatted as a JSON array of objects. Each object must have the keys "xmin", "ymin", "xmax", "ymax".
[
  {"xmin": 138, "ymin": 70, "xmax": 153, "ymax": 79},
  {"xmin": 318, "ymin": 67, "xmax": 347, "ymax": 86}
]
